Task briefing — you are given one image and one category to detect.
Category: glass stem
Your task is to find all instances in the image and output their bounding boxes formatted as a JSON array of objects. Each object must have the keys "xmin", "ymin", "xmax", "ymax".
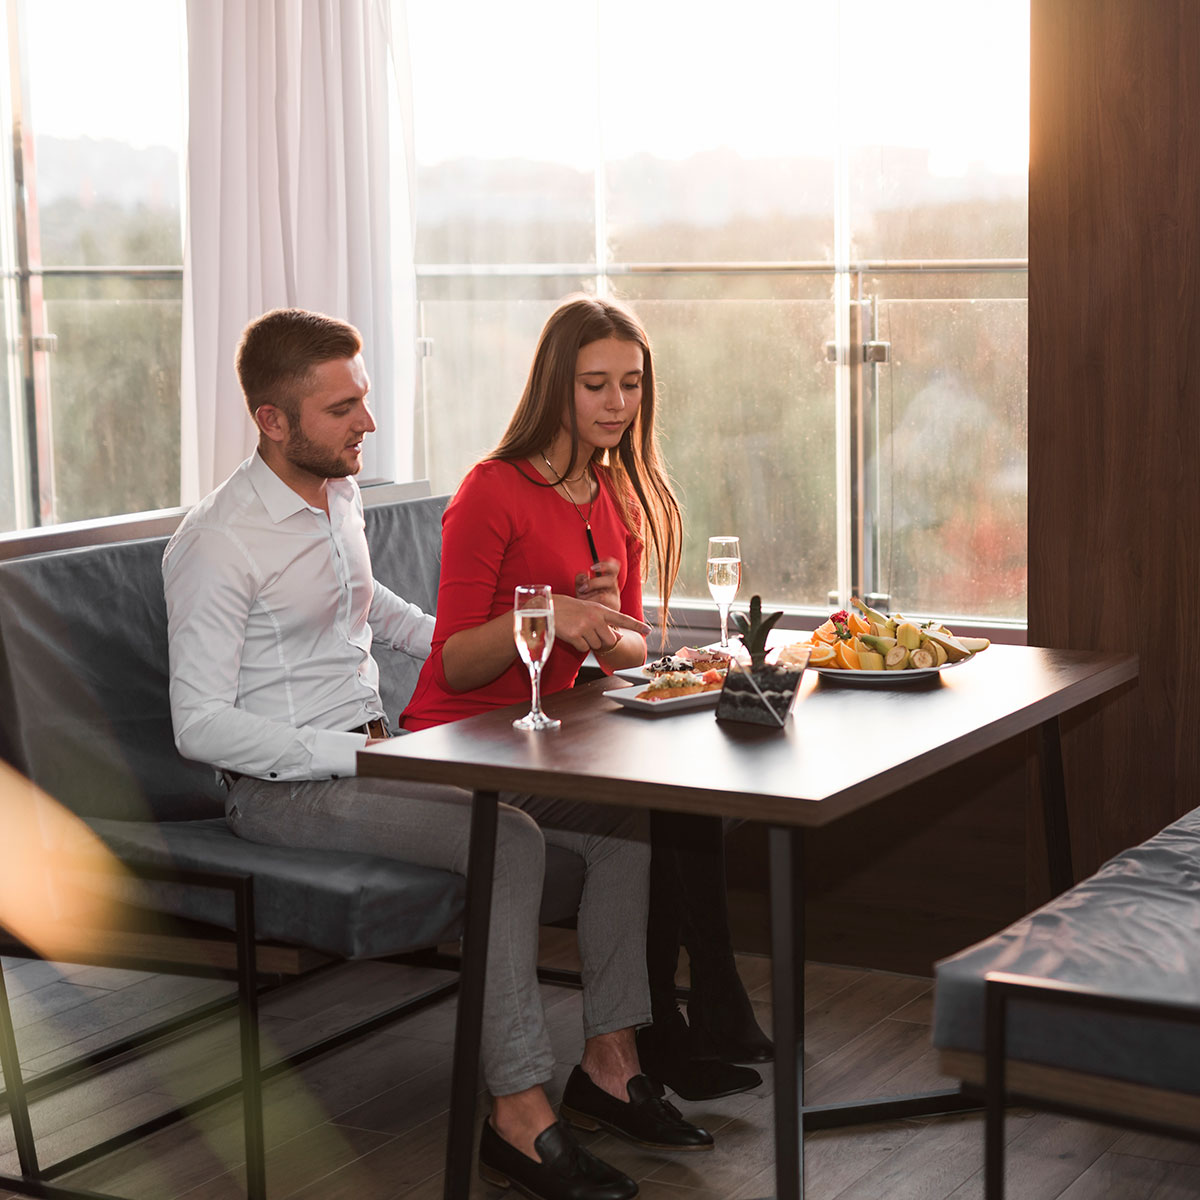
[
  {"xmin": 529, "ymin": 662, "xmax": 543, "ymax": 716},
  {"xmin": 719, "ymin": 604, "xmax": 731, "ymax": 648}
]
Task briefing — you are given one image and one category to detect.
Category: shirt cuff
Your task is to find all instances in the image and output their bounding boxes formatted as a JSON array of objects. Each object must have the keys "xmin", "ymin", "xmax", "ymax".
[{"xmin": 310, "ymin": 728, "xmax": 369, "ymax": 779}]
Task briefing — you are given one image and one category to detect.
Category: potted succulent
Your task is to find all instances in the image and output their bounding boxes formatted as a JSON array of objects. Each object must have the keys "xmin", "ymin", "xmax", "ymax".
[{"xmin": 716, "ymin": 595, "xmax": 809, "ymax": 727}]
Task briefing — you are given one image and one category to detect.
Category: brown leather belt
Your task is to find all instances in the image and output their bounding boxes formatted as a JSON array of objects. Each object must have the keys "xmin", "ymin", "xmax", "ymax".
[{"xmin": 352, "ymin": 718, "xmax": 390, "ymax": 740}]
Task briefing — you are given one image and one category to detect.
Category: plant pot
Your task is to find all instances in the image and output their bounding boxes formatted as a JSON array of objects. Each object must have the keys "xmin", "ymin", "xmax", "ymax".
[{"xmin": 715, "ymin": 657, "xmax": 807, "ymax": 727}]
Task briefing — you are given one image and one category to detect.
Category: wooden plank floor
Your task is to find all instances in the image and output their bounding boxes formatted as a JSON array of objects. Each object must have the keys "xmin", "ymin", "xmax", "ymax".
[{"xmin": 2, "ymin": 937, "xmax": 1197, "ymax": 1199}]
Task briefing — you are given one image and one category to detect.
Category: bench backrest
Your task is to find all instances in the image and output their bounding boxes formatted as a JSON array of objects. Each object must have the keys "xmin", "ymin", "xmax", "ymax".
[{"xmin": 0, "ymin": 494, "xmax": 449, "ymax": 823}]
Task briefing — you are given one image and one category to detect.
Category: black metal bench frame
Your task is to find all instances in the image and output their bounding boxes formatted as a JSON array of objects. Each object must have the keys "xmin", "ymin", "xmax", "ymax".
[
  {"xmin": 0, "ymin": 852, "xmax": 478, "ymax": 1200},
  {"xmin": 0, "ymin": 791, "xmax": 597, "ymax": 1200},
  {"xmin": 981, "ymin": 971, "xmax": 1200, "ymax": 1200}
]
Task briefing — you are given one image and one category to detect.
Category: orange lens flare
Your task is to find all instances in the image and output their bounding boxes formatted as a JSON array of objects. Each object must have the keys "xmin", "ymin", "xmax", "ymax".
[{"xmin": 0, "ymin": 761, "xmax": 127, "ymax": 959}]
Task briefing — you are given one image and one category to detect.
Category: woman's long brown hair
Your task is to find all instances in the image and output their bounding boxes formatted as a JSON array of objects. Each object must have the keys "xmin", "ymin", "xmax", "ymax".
[{"xmin": 488, "ymin": 295, "xmax": 682, "ymax": 641}]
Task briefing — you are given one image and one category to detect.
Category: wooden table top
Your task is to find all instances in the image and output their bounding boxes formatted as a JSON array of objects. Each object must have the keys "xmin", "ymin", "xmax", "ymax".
[{"xmin": 359, "ymin": 645, "xmax": 1137, "ymax": 828}]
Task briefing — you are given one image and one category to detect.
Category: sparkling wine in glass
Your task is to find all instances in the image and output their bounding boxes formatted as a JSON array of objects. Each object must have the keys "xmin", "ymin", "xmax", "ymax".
[
  {"xmin": 706, "ymin": 536, "xmax": 742, "ymax": 649},
  {"xmin": 512, "ymin": 585, "xmax": 561, "ymax": 731}
]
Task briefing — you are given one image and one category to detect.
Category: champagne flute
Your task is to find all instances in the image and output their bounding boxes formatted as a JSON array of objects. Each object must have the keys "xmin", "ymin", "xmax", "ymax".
[
  {"xmin": 512, "ymin": 585, "xmax": 561, "ymax": 731},
  {"xmin": 706, "ymin": 536, "xmax": 741, "ymax": 649}
]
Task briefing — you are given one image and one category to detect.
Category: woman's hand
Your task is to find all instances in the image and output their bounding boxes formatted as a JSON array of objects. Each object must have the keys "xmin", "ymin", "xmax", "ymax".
[
  {"xmin": 552, "ymin": 593, "xmax": 650, "ymax": 655},
  {"xmin": 571, "ymin": 561, "xmax": 649, "ymax": 669},
  {"xmin": 441, "ymin": 597, "xmax": 650, "ymax": 691},
  {"xmin": 575, "ymin": 557, "xmax": 621, "ymax": 611}
]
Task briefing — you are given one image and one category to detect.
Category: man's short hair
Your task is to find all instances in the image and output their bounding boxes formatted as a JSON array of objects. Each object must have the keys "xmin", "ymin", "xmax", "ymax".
[{"xmin": 236, "ymin": 308, "xmax": 363, "ymax": 421}]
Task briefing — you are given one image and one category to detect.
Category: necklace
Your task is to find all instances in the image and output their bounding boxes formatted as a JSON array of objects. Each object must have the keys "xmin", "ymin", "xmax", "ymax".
[
  {"xmin": 539, "ymin": 450, "xmax": 591, "ymax": 484},
  {"xmin": 540, "ymin": 451, "xmax": 600, "ymax": 563}
]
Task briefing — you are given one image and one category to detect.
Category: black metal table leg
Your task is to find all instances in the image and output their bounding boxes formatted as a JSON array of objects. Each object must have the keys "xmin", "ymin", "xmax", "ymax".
[
  {"xmin": 762, "ymin": 823, "xmax": 979, "ymax": 1200},
  {"xmin": 768, "ymin": 826, "xmax": 805, "ymax": 1200},
  {"xmin": 233, "ymin": 877, "xmax": 266, "ymax": 1200},
  {"xmin": 1038, "ymin": 716, "xmax": 1074, "ymax": 896},
  {"xmin": 443, "ymin": 790, "xmax": 499, "ymax": 1200},
  {"xmin": 983, "ymin": 979, "xmax": 1008, "ymax": 1199}
]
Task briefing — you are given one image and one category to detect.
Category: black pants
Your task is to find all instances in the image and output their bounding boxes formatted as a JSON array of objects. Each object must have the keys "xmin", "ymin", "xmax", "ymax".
[{"xmin": 646, "ymin": 810, "xmax": 741, "ymax": 1024}]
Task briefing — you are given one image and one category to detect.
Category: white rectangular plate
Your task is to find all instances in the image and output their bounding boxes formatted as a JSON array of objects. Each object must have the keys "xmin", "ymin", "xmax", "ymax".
[
  {"xmin": 606, "ymin": 682, "xmax": 722, "ymax": 714},
  {"xmin": 613, "ymin": 666, "xmax": 653, "ymax": 683}
]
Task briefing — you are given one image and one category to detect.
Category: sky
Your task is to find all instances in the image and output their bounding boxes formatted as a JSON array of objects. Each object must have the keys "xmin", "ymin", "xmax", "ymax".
[
  {"xmin": 21, "ymin": 0, "xmax": 1029, "ymax": 180},
  {"xmin": 24, "ymin": 0, "xmax": 187, "ymax": 151},
  {"xmin": 406, "ymin": 0, "xmax": 1030, "ymax": 176}
]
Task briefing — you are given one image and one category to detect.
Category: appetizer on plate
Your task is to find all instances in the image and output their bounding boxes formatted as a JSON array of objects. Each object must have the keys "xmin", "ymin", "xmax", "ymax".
[
  {"xmin": 642, "ymin": 669, "xmax": 726, "ymax": 700},
  {"xmin": 644, "ymin": 646, "xmax": 734, "ymax": 676}
]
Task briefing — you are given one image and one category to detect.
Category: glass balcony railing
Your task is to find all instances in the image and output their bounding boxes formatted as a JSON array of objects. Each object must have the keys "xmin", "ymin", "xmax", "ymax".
[
  {"xmin": 417, "ymin": 259, "xmax": 1027, "ymax": 625},
  {"xmin": 42, "ymin": 288, "xmax": 183, "ymax": 524}
]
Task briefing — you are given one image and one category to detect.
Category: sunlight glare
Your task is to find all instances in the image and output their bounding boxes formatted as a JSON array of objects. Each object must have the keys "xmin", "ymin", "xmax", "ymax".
[
  {"xmin": 408, "ymin": 0, "xmax": 1029, "ymax": 173},
  {"xmin": 0, "ymin": 760, "xmax": 129, "ymax": 962}
]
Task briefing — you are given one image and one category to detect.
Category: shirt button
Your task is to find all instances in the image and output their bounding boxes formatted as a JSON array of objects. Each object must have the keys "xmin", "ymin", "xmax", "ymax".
[{"xmin": 269, "ymin": 772, "xmax": 278, "ymax": 779}]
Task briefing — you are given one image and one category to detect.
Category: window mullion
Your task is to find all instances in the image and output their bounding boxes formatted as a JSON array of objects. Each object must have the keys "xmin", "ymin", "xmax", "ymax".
[{"xmin": 7, "ymin": 0, "xmax": 52, "ymax": 528}]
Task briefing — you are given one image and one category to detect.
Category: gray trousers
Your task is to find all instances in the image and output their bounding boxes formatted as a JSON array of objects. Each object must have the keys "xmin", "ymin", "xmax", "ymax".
[{"xmin": 225, "ymin": 776, "xmax": 652, "ymax": 1095}]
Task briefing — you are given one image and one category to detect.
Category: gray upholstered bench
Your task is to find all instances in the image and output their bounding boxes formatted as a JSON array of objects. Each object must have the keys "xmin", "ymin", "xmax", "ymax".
[
  {"xmin": 0, "ymin": 492, "xmax": 584, "ymax": 1198},
  {"xmin": 932, "ymin": 805, "xmax": 1200, "ymax": 1197}
]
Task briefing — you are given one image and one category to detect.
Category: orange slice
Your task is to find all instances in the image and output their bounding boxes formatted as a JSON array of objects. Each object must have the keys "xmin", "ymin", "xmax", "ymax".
[
  {"xmin": 847, "ymin": 611, "xmax": 870, "ymax": 636},
  {"xmin": 777, "ymin": 640, "xmax": 813, "ymax": 666},
  {"xmin": 807, "ymin": 643, "xmax": 835, "ymax": 667},
  {"xmin": 833, "ymin": 639, "xmax": 860, "ymax": 670},
  {"xmin": 813, "ymin": 619, "xmax": 838, "ymax": 644}
]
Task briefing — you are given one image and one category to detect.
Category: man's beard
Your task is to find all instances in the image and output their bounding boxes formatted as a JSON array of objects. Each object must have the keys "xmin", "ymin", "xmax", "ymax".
[{"xmin": 283, "ymin": 426, "xmax": 360, "ymax": 479}]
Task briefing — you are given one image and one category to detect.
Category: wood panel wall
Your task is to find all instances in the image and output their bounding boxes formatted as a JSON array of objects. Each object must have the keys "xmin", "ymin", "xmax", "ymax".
[{"xmin": 1028, "ymin": 0, "xmax": 1200, "ymax": 874}]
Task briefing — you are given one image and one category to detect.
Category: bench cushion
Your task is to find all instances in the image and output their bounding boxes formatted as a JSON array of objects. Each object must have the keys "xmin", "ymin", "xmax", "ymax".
[
  {"xmin": 89, "ymin": 817, "xmax": 585, "ymax": 960},
  {"xmin": 363, "ymin": 495, "xmax": 448, "ymax": 723},
  {"xmin": 0, "ymin": 537, "xmax": 225, "ymax": 821},
  {"xmin": 933, "ymin": 805, "xmax": 1200, "ymax": 1097},
  {"xmin": 0, "ymin": 496, "xmax": 450, "ymax": 822}
]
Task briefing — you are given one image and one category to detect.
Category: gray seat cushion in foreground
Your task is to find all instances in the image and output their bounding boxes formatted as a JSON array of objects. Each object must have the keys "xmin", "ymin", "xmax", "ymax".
[
  {"xmin": 89, "ymin": 817, "xmax": 585, "ymax": 960},
  {"xmin": 933, "ymin": 805, "xmax": 1200, "ymax": 1097}
]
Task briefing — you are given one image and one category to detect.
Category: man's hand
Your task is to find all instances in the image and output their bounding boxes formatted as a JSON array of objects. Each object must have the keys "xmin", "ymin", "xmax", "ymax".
[
  {"xmin": 574, "ymin": 557, "xmax": 621, "ymax": 611},
  {"xmin": 552, "ymin": 593, "xmax": 650, "ymax": 655}
]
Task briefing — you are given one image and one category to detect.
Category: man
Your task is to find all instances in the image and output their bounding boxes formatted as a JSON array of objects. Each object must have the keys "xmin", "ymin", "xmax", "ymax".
[{"xmin": 163, "ymin": 308, "xmax": 709, "ymax": 1200}]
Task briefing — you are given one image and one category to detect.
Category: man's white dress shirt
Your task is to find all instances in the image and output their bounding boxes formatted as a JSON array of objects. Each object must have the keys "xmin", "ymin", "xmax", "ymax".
[{"xmin": 163, "ymin": 452, "xmax": 434, "ymax": 781}]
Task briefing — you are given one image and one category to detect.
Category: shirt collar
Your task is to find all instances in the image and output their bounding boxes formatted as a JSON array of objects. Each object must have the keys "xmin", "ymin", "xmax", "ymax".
[
  {"xmin": 247, "ymin": 450, "xmax": 322, "ymax": 524},
  {"xmin": 246, "ymin": 450, "xmax": 358, "ymax": 524}
]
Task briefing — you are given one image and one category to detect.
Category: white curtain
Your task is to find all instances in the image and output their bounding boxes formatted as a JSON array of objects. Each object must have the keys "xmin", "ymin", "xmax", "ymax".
[{"xmin": 181, "ymin": 0, "xmax": 416, "ymax": 502}]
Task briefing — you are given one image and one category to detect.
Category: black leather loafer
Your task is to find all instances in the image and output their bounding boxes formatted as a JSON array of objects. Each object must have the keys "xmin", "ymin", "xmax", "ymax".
[
  {"xmin": 561, "ymin": 1067, "xmax": 714, "ymax": 1151},
  {"xmin": 636, "ymin": 1019, "xmax": 762, "ymax": 1101},
  {"xmin": 694, "ymin": 1025, "xmax": 775, "ymax": 1065},
  {"xmin": 478, "ymin": 1118, "xmax": 638, "ymax": 1200}
]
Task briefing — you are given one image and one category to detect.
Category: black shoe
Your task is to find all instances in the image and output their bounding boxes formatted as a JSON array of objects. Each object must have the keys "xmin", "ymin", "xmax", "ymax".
[
  {"xmin": 561, "ymin": 1066, "xmax": 714, "ymax": 1152},
  {"xmin": 688, "ymin": 978, "xmax": 775, "ymax": 1065},
  {"xmin": 478, "ymin": 1118, "xmax": 638, "ymax": 1200},
  {"xmin": 636, "ymin": 1014, "xmax": 762, "ymax": 1101},
  {"xmin": 689, "ymin": 1012, "xmax": 774, "ymax": 1065}
]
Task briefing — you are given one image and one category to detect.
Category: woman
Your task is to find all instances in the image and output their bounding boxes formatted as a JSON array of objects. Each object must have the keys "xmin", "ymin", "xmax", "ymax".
[
  {"xmin": 402, "ymin": 295, "xmax": 766, "ymax": 1179},
  {"xmin": 401, "ymin": 296, "xmax": 674, "ymax": 721}
]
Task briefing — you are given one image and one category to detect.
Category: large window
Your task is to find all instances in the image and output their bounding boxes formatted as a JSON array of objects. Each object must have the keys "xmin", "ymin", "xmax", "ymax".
[
  {"xmin": 2, "ymin": 0, "xmax": 1028, "ymax": 631},
  {"xmin": 2, "ymin": 0, "xmax": 186, "ymax": 531},
  {"xmin": 408, "ymin": 0, "xmax": 1029, "ymax": 625}
]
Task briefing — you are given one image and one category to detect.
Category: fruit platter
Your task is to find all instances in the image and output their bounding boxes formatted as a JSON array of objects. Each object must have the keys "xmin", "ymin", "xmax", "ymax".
[{"xmin": 775, "ymin": 597, "xmax": 990, "ymax": 685}]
